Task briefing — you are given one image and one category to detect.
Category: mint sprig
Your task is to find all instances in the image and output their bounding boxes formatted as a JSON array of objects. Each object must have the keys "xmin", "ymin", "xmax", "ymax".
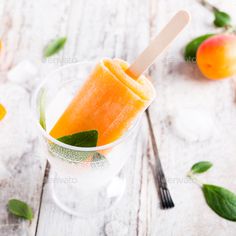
[
  {"xmin": 184, "ymin": 1, "xmax": 235, "ymax": 62},
  {"xmin": 213, "ymin": 10, "xmax": 231, "ymax": 28},
  {"xmin": 190, "ymin": 161, "xmax": 213, "ymax": 174},
  {"xmin": 43, "ymin": 37, "xmax": 67, "ymax": 58},
  {"xmin": 187, "ymin": 161, "xmax": 236, "ymax": 221},
  {"xmin": 203, "ymin": 184, "xmax": 236, "ymax": 221},
  {"xmin": 7, "ymin": 199, "xmax": 33, "ymax": 220}
]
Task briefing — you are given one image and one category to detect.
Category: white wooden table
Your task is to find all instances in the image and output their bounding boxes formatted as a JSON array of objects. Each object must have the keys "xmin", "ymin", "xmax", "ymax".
[{"xmin": 1, "ymin": 0, "xmax": 236, "ymax": 235}]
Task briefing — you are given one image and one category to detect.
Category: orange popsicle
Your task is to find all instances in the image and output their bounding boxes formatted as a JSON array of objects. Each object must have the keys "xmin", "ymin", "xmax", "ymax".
[
  {"xmin": 50, "ymin": 11, "xmax": 190, "ymax": 145},
  {"xmin": 50, "ymin": 58, "xmax": 156, "ymax": 146}
]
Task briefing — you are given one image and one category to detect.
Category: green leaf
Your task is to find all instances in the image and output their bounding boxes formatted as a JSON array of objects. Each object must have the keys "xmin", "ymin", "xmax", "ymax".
[
  {"xmin": 7, "ymin": 199, "xmax": 33, "ymax": 220},
  {"xmin": 202, "ymin": 184, "xmax": 236, "ymax": 221},
  {"xmin": 191, "ymin": 161, "xmax": 213, "ymax": 174},
  {"xmin": 43, "ymin": 37, "xmax": 67, "ymax": 57},
  {"xmin": 57, "ymin": 130, "xmax": 98, "ymax": 147},
  {"xmin": 184, "ymin": 34, "xmax": 214, "ymax": 62},
  {"xmin": 39, "ymin": 89, "xmax": 46, "ymax": 130},
  {"xmin": 213, "ymin": 10, "xmax": 231, "ymax": 27}
]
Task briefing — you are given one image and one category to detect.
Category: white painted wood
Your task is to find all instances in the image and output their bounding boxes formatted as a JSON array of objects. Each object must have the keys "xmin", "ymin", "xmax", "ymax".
[
  {"xmin": 148, "ymin": 0, "xmax": 236, "ymax": 235},
  {"xmin": 0, "ymin": 0, "xmax": 70, "ymax": 235},
  {"xmin": 127, "ymin": 10, "xmax": 190, "ymax": 79},
  {"xmin": 36, "ymin": 0, "xmax": 155, "ymax": 235},
  {"xmin": 1, "ymin": 0, "xmax": 236, "ymax": 235}
]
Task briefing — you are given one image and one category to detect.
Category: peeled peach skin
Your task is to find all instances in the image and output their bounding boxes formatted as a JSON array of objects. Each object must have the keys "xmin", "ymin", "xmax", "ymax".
[{"xmin": 197, "ymin": 34, "xmax": 236, "ymax": 80}]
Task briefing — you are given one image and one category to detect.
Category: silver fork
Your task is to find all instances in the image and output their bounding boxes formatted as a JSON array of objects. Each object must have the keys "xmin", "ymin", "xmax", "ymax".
[{"xmin": 146, "ymin": 109, "xmax": 174, "ymax": 209}]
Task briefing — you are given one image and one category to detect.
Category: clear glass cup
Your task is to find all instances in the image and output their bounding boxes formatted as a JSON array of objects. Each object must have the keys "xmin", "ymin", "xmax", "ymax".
[{"xmin": 32, "ymin": 61, "xmax": 140, "ymax": 217}]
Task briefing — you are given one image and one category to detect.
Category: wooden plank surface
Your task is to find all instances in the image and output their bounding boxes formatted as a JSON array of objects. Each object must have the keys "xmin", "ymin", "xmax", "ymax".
[
  {"xmin": 0, "ymin": 0, "xmax": 236, "ymax": 235},
  {"xmin": 36, "ymin": 0, "xmax": 154, "ymax": 235},
  {"xmin": 149, "ymin": 0, "xmax": 236, "ymax": 235}
]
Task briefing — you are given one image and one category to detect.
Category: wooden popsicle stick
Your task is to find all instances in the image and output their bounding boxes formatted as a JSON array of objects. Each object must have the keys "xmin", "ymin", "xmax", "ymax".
[{"xmin": 126, "ymin": 10, "xmax": 190, "ymax": 79}]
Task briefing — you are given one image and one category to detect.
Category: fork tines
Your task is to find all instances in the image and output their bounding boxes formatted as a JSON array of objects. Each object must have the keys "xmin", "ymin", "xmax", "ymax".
[
  {"xmin": 146, "ymin": 109, "xmax": 174, "ymax": 209},
  {"xmin": 159, "ymin": 186, "xmax": 175, "ymax": 209}
]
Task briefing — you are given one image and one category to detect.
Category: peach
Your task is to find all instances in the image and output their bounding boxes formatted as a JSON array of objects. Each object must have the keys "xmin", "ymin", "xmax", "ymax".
[
  {"xmin": 197, "ymin": 34, "xmax": 236, "ymax": 80},
  {"xmin": 0, "ymin": 104, "xmax": 6, "ymax": 121}
]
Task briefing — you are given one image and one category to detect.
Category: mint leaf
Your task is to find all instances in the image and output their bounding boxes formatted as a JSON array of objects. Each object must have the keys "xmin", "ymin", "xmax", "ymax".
[
  {"xmin": 191, "ymin": 161, "xmax": 213, "ymax": 174},
  {"xmin": 184, "ymin": 34, "xmax": 214, "ymax": 62},
  {"xmin": 213, "ymin": 10, "xmax": 231, "ymax": 27},
  {"xmin": 7, "ymin": 199, "xmax": 33, "ymax": 220},
  {"xmin": 57, "ymin": 130, "xmax": 98, "ymax": 147},
  {"xmin": 202, "ymin": 184, "xmax": 236, "ymax": 221},
  {"xmin": 43, "ymin": 37, "xmax": 67, "ymax": 57},
  {"xmin": 39, "ymin": 89, "xmax": 46, "ymax": 130}
]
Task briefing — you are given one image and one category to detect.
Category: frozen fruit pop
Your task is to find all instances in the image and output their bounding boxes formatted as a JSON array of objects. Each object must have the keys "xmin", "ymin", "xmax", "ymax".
[
  {"xmin": 50, "ymin": 58, "xmax": 156, "ymax": 146},
  {"xmin": 50, "ymin": 11, "xmax": 190, "ymax": 146}
]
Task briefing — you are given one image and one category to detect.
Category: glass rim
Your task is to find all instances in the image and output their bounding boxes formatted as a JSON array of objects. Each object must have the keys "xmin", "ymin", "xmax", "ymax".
[{"xmin": 32, "ymin": 61, "xmax": 141, "ymax": 152}]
